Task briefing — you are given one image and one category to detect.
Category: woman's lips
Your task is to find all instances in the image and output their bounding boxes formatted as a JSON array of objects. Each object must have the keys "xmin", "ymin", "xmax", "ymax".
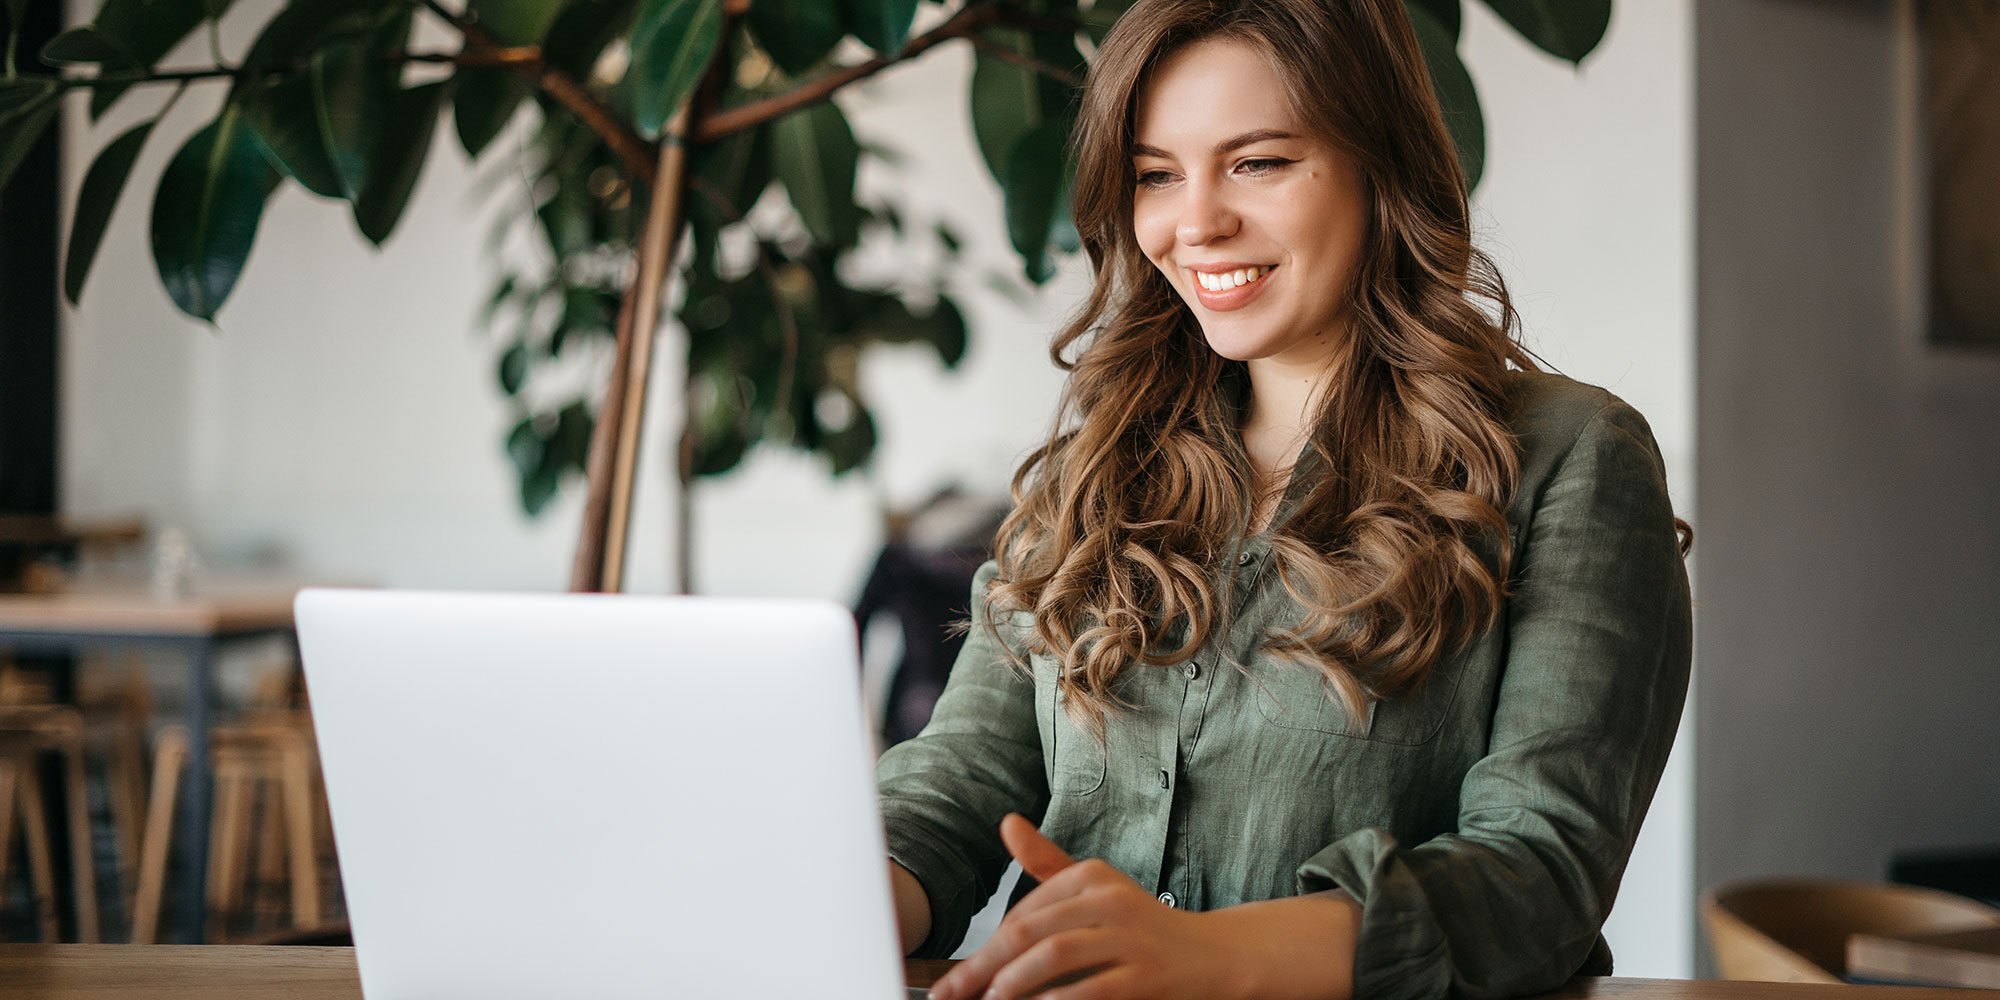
[{"xmin": 1189, "ymin": 265, "xmax": 1277, "ymax": 312}]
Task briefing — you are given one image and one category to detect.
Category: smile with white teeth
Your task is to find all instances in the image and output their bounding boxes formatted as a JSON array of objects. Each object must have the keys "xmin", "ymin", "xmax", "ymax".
[{"xmin": 1193, "ymin": 265, "xmax": 1273, "ymax": 291}]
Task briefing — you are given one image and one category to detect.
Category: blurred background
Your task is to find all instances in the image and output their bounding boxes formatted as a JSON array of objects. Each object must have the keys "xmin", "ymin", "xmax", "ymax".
[{"xmin": 1, "ymin": 0, "xmax": 1995, "ymax": 985}]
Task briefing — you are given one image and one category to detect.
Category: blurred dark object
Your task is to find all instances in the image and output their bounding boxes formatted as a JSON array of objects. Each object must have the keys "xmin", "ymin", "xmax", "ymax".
[
  {"xmin": 854, "ymin": 489, "xmax": 1008, "ymax": 746},
  {"xmin": 0, "ymin": 516, "xmax": 146, "ymax": 592},
  {"xmin": 0, "ymin": 1, "xmax": 63, "ymax": 556},
  {"xmin": 1893, "ymin": 845, "xmax": 2000, "ymax": 909}
]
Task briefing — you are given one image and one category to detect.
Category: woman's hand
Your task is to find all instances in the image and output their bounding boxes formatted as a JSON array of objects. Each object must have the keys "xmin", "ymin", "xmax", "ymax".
[
  {"xmin": 927, "ymin": 814, "xmax": 1362, "ymax": 1000},
  {"xmin": 927, "ymin": 813, "xmax": 1219, "ymax": 1000}
]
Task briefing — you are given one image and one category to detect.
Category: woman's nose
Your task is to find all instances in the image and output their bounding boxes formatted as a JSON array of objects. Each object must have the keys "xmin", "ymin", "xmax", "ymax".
[{"xmin": 1175, "ymin": 178, "xmax": 1239, "ymax": 246}]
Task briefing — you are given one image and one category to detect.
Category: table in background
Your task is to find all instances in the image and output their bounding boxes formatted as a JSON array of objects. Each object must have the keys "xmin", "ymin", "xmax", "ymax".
[
  {"xmin": 0, "ymin": 947, "xmax": 1991, "ymax": 999},
  {"xmin": 0, "ymin": 580, "xmax": 313, "ymax": 941}
]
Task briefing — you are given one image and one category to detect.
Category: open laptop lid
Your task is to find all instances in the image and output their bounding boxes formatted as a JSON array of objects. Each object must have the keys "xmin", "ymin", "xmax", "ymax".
[{"xmin": 295, "ymin": 589, "xmax": 908, "ymax": 1000}]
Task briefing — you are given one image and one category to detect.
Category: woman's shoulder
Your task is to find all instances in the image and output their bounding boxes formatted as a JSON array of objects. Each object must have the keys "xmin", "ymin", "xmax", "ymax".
[{"xmin": 1499, "ymin": 369, "xmax": 1666, "ymax": 509}]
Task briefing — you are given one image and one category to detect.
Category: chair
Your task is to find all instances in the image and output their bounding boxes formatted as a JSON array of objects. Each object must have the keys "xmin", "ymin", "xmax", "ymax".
[
  {"xmin": 0, "ymin": 705, "xmax": 101, "ymax": 942},
  {"xmin": 129, "ymin": 718, "xmax": 326, "ymax": 943},
  {"xmin": 1702, "ymin": 877, "xmax": 2000, "ymax": 982}
]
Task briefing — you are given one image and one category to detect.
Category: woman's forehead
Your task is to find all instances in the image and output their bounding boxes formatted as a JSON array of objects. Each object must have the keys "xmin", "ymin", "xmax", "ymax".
[{"xmin": 1132, "ymin": 37, "xmax": 1306, "ymax": 155}]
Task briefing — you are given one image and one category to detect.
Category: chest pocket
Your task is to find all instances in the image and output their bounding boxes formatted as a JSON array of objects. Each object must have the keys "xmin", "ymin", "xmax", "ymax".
[
  {"xmin": 1032, "ymin": 653, "xmax": 1107, "ymax": 796},
  {"xmin": 1250, "ymin": 657, "xmax": 1463, "ymax": 746}
]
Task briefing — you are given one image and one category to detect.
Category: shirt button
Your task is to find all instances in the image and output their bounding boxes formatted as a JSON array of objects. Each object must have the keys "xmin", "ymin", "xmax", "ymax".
[
  {"xmin": 1183, "ymin": 662, "xmax": 1200, "ymax": 680},
  {"xmin": 1238, "ymin": 550, "xmax": 1254, "ymax": 566},
  {"xmin": 1158, "ymin": 891, "xmax": 1178, "ymax": 908},
  {"xmin": 1157, "ymin": 768, "xmax": 1170, "ymax": 790}
]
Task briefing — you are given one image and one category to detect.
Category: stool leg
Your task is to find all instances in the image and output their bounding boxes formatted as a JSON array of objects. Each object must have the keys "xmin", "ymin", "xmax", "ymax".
[
  {"xmin": 280, "ymin": 740, "xmax": 321, "ymax": 927},
  {"xmin": 16, "ymin": 760, "xmax": 60, "ymax": 942},
  {"xmin": 59, "ymin": 735, "xmax": 101, "ymax": 942},
  {"xmin": 206, "ymin": 759, "xmax": 251, "ymax": 941},
  {"xmin": 0, "ymin": 758, "xmax": 17, "ymax": 891},
  {"xmin": 107, "ymin": 720, "xmax": 147, "ymax": 891},
  {"xmin": 132, "ymin": 728, "xmax": 186, "ymax": 944}
]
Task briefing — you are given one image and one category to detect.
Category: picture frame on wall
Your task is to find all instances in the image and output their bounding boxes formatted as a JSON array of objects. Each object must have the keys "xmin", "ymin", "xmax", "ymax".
[{"xmin": 1920, "ymin": 0, "xmax": 2000, "ymax": 348}]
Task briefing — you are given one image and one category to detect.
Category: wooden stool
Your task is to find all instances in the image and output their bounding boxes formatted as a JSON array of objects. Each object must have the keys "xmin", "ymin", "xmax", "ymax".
[
  {"xmin": 4, "ymin": 657, "xmax": 161, "ymax": 920},
  {"xmin": 0, "ymin": 705, "xmax": 102, "ymax": 942},
  {"xmin": 130, "ymin": 719, "xmax": 324, "ymax": 943}
]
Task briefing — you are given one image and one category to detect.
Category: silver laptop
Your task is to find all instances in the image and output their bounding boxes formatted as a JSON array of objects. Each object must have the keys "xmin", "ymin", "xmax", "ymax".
[{"xmin": 295, "ymin": 588, "xmax": 929, "ymax": 1000}]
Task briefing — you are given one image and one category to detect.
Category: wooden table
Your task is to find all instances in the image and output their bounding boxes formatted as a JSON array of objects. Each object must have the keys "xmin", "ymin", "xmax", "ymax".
[
  {"xmin": 0, "ymin": 580, "xmax": 313, "ymax": 942},
  {"xmin": 0, "ymin": 947, "xmax": 1990, "ymax": 998}
]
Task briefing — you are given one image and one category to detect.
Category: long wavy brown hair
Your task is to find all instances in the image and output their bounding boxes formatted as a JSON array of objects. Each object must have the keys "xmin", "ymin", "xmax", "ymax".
[{"xmin": 987, "ymin": 0, "xmax": 1676, "ymax": 732}]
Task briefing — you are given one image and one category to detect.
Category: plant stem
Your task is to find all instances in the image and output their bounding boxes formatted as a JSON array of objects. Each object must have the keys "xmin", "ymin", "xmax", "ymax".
[
  {"xmin": 966, "ymin": 33, "xmax": 1082, "ymax": 88},
  {"xmin": 695, "ymin": 1, "xmax": 1008, "ymax": 142},
  {"xmin": 414, "ymin": 0, "xmax": 658, "ymax": 188}
]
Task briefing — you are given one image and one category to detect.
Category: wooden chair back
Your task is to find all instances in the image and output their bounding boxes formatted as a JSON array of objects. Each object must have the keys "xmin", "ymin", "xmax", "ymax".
[{"xmin": 1702, "ymin": 877, "xmax": 2000, "ymax": 982}]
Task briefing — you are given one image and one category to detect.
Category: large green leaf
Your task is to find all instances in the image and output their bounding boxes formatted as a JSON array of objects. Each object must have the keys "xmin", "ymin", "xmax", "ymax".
[
  {"xmin": 64, "ymin": 120, "xmax": 157, "ymax": 305},
  {"xmin": 745, "ymin": 0, "xmax": 842, "ymax": 75},
  {"xmin": 354, "ymin": 81, "xmax": 447, "ymax": 246},
  {"xmin": 1409, "ymin": 3, "xmax": 1483, "ymax": 189},
  {"xmin": 629, "ymin": 0, "xmax": 723, "ymax": 139},
  {"xmin": 70, "ymin": 0, "xmax": 205, "ymax": 119},
  {"xmin": 1406, "ymin": 0, "xmax": 1461, "ymax": 41},
  {"xmin": 150, "ymin": 107, "xmax": 281, "ymax": 322},
  {"xmin": 692, "ymin": 113, "xmax": 771, "ymax": 219},
  {"xmin": 240, "ymin": 73, "xmax": 345, "ymax": 197},
  {"xmin": 1001, "ymin": 120, "xmax": 1072, "ymax": 285},
  {"xmin": 969, "ymin": 28, "xmax": 1080, "ymax": 184},
  {"xmin": 862, "ymin": 294, "xmax": 967, "ymax": 368},
  {"xmin": 773, "ymin": 101, "xmax": 861, "ymax": 250},
  {"xmin": 311, "ymin": 39, "xmax": 393, "ymax": 200},
  {"xmin": 542, "ymin": 0, "xmax": 641, "ymax": 80},
  {"xmin": 1478, "ymin": 0, "xmax": 1610, "ymax": 64},
  {"xmin": 452, "ymin": 0, "xmax": 565, "ymax": 155},
  {"xmin": 837, "ymin": 0, "xmax": 918, "ymax": 56},
  {"xmin": 40, "ymin": 25, "xmax": 141, "ymax": 67},
  {"xmin": 0, "ymin": 85, "xmax": 58, "ymax": 196},
  {"xmin": 239, "ymin": 0, "xmax": 380, "ymax": 72},
  {"xmin": 466, "ymin": 0, "xmax": 566, "ymax": 45},
  {"xmin": 452, "ymin": 71, "xmax": 529, "ymax": 158}
]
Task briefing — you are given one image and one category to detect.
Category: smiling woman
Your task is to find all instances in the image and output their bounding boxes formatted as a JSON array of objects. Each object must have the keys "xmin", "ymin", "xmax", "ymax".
[{"xmin": 874, "ymin": 2, "xmax": 1693, "ymax": 1000}]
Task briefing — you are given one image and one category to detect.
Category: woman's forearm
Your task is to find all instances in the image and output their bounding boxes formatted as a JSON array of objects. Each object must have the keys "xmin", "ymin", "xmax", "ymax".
[
  {"xmin": 889, "ymin": 860, "xmax": 933, "ymax": 956},
  {"xmin": 1207, "ymin": 889, "xmax": 1362, "ymax": 1000}
]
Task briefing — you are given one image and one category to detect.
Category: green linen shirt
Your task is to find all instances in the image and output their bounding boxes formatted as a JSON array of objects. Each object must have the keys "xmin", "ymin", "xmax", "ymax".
[{"xmin": 875, "ymin": 369, "xmax": 1693, "ymax": 1000}]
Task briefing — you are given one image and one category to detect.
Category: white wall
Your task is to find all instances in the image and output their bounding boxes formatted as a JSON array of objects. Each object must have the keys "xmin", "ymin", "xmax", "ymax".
[
  {"xmin": 60, "ymin": 0, "xmax": 1694, "ymax": 975},
  {"xmin": 1694, "ymin": 0, "xmax": 2000, "ymax": 957}
]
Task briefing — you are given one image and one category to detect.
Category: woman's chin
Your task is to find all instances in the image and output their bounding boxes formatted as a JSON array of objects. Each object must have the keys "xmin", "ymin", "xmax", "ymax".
[{"xmin": 1199, "ymin": 327, "xmax": 1287, "ymax": 363}]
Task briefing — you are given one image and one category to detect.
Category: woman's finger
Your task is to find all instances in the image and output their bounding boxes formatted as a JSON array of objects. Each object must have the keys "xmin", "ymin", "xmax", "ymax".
[
  {"xmin": 985, "ymin": 927, "xmax": 1123, "ymax": 1000},
  {"xmin": 992, "ymin": 858, "xmax": 1131, "ymax": 939},
  {"xmin": 1028, "ymin": 963, "xmax": 1143, "ymax": 1000},
  {"xmin": 929, "ymin": 890, "xmax": 1116, "ymax": 1000},
  {"xmin": 1000, "ymin": 812, "xmax": 1074, "ymax": 882}
]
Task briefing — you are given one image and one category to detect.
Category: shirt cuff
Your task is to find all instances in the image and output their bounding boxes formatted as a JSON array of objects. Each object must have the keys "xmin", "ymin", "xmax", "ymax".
[
  {"xmin": 883, "ymin": 811, "xmax": 983, "ymax": 959},
  {"xmin": 1296, "ymin": 827, "xmax": 1454, "ymax": 1000}
]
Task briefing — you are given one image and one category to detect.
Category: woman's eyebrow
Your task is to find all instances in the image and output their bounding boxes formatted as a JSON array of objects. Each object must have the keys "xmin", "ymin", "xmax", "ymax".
[{"xmin": 1131, "ymin": 128, "xmax": 1301, "ymax": 160}]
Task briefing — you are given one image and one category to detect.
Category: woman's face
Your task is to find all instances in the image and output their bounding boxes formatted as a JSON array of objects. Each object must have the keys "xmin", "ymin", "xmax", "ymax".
[{"xmin": 1130, "ymin": 37, "xmax": 1370, "ymax": 369}]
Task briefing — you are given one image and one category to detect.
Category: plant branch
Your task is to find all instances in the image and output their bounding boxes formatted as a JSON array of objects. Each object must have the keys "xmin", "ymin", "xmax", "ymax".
[
  {"xmin": 696, "ymin": 1, "xmax": 1011, "ymax": 142},
  {"xmin": 416, "ymin": 0, "xmax": 659, "ymax": 188},
  {"xmin": 965, "ymin": 33, "xmax": 1082, "ymax": 88}
]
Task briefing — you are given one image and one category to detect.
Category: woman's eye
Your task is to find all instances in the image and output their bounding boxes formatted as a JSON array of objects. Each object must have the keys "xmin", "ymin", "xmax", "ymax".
[
  {"xmin": 1135, "ymin": 170, "xmax": 1176, "ymax": 189},
  {"xmin": 1237, "ymin": 157, "xmax": 1291, "ymax": 176}
]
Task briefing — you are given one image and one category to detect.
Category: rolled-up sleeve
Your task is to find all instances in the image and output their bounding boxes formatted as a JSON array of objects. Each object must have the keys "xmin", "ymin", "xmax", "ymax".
[
  {"xmin": 1295, "ymin": 400, "xmax": 1694, "ymax": 1000},
  {"xmin": 876, "ymin": 560, "xmax": 1050, "ymax": 958}
]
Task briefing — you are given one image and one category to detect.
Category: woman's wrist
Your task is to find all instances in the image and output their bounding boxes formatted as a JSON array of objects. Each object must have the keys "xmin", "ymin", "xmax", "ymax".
[
  {"xmin": 888, "ymin": 860, "xmax": 933, "ymax": 956},
  {"xmin": 1203, "ymin": 889, "xmax": 1361, "ymax": 1000}
]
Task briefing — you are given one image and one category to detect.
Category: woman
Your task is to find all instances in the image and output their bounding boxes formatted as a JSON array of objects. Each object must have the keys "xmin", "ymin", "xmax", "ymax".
[{"xmin": 878, "ymin": 2, "xmax": 1693, "ymax": 998}]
